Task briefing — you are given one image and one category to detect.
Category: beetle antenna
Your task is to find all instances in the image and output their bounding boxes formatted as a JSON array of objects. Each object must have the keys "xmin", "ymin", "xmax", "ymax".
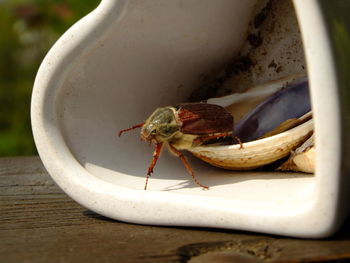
[
  {"xmin": 145, "ymin": 142, "xmax": 163, "ymax": 190},
  {"xmin": 168, "ymin": 144, "xmax": 209, "ymax": 190},
  {"xmin": 118, "ymin": 123, "xmax": 144, "ymax": 137}
]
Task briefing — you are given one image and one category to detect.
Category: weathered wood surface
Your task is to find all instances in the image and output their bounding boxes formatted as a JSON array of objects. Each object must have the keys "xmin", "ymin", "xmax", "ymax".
[{"xmin": 1, "ymin": 156, "xmax": 350, "ymax": 263}]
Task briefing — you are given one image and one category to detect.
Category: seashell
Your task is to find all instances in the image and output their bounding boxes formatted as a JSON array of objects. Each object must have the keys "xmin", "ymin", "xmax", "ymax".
[
  {"xmin": 292, "ymin": 147, "xmax": 315, "ymax": 173},
  {"xmin": 233, "ymin": 77, "xmax": 310, "ymax": 142},
  {"xmin": 278, "ymin": 134, "xmax": 315, "ymax": 173},
  {"xmin": 189, "ymin": 118, "xmax": 313, "ymax": 170},
  {"xmin": 188, "ymin": 77, "xmax": 314, "ymax": 170},
  {"xmin": 207, "ymin": 75, "xmax": 307, "ymax": 122}
]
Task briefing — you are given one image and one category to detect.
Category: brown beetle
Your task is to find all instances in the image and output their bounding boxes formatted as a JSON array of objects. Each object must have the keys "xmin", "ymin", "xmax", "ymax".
[{"xmin": 118, "ymin": 103, "xmax": 241, "ymax": 190}]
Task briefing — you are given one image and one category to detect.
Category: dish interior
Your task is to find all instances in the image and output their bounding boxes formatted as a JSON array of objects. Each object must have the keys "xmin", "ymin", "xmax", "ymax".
[{"xmin": 57, "ymin": 0, "xmax": 315, "ymax": 207}]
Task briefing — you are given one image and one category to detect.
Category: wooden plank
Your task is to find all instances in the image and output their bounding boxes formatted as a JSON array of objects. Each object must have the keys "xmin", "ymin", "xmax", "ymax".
[{"xmin": 0, "ymin": 156, "xmax": 350, "ymax": 263}]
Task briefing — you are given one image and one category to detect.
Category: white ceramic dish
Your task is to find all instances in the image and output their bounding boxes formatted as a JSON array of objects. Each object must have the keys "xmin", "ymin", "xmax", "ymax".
[{"xmin": 31, "ymin": 0, "xmax": 350, "ymax": 238}]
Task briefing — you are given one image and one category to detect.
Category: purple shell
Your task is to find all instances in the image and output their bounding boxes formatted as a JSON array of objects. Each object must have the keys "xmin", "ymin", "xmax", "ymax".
[{"xmin": 234, "ymin": 77, "xmax": 310, "ymax": 142}]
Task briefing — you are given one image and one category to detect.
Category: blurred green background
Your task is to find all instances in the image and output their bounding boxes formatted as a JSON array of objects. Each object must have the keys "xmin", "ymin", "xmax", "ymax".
[{"xmin": 0, "ymin": 0, "xmax": 100, "ymax": 157}]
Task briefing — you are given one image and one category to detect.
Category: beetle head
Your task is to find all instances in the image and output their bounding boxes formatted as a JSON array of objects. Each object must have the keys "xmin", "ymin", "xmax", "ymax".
[{"xmin": 141, "ymin": 107, "xmax": 180, "ymax": 142}]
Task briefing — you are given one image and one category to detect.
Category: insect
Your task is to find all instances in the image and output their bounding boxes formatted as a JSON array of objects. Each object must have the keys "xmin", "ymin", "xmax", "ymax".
[{"xmin": 118, "ymin": 103, "xmax": 242, "ymax": 190}]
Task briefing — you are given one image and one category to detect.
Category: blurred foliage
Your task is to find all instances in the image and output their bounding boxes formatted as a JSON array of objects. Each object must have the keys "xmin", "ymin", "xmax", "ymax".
[{"xmin": 0, "ymin": 0, "xmax": 99, "ymax": 156}]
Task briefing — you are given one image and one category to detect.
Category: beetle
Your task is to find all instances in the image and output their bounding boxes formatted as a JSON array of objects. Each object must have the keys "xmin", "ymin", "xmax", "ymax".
[{"xmin": 118, "ymin": 103, "xmax": 241, "ymax": 190}]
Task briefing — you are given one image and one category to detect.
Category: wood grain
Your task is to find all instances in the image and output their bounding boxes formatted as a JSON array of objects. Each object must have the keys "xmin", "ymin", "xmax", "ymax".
[{"xmin": 1, "ymin": 156, "xmax": 350, "ymax": 263}]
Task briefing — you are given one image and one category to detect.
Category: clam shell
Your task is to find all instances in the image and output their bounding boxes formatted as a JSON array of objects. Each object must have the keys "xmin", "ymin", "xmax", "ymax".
[
  {"xmin": 207, "ymin": 75, "xmax": 306, "ymax": 122},
  {"xmin": 189, "ymin": 119, "xmax": 313, "ymax": 170}
]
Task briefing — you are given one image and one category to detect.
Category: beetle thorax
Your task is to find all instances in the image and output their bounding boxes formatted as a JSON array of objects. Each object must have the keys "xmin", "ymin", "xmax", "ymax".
[{"xmin": 141, "ymin": 107, "xmax": 181, "ymax": 143}]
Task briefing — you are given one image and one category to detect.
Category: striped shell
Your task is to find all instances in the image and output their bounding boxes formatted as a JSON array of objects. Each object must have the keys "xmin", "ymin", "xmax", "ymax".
[{"xmin": 189, "ymin": 119, "xmax": 313, "ymax": 170}]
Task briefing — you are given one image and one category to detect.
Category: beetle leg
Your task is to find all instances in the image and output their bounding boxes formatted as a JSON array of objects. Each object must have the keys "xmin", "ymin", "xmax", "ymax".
[
  {"xmin": 193, "ymin": 132, "xmax": 233, "ymax": 146},
  {"xmin": 145, "ymin": 142, "xmax": 163, "ymax": 190},
  {"xmin": 194, "ymin": 133, "xmax": 244, "ymax": 149},
  {"xmin": 118, "ymin": 123, "xmax": 145, "ymax": 137},
  {"xmin": 168, "ymin": 144, "xmax": 209, "ymax": 190},
  {"xmin": 232, "ymin": 136, "xmax": 243, "ymax": 149}
]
